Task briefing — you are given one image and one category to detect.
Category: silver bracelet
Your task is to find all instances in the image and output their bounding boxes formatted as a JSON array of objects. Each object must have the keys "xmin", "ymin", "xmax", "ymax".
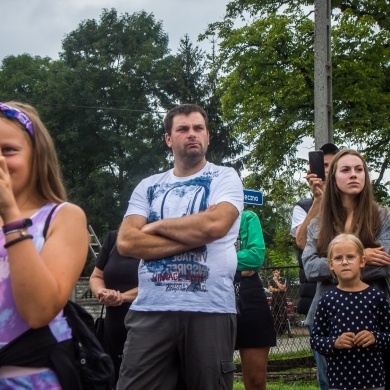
[{"xmin": 4, "ymin": 228, "xmax": 25, "ymax": 236}]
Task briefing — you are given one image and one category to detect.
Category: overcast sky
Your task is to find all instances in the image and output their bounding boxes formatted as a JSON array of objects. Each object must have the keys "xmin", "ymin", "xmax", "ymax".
[{"xmin": 0, "ymin": 0, "xmax": 229, "ymax": 61}]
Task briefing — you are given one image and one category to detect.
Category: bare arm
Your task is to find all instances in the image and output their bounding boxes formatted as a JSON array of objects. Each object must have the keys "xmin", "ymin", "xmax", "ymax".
[
  {"xmin": 117, "ymin": 214, "xmax": 196, "ymax": 260},
  {"xmin": 269, "ymin": 278, "xmax": 286, "ymax": 292},
  {"xmin": 8, "ymin": 204, "xmax": 88, "ymax": 328},
  {"xmin": 142, "ymin": 201, "xmax": 239, "ymax": 246},
  {"xmin": 277, "ymin": 279, "xmax": 287, "ymax": 291},
  {"xmin": 90, "ymin": 267, "xmax": 138, "ymax": 306},
  {"xmin": 89, "ymin": 267, "xmax": 107, "ymax": 298},
  {"xmin": 121, "ymin": 287, "xmax": 138, "ymax": 303},
  {"xmin": 296, "ymin": 174, "xmax": 324, "ymax": 249},
  {"xmin": 118, "ymin": 202, "xmax": 239, "ymax": 260}
]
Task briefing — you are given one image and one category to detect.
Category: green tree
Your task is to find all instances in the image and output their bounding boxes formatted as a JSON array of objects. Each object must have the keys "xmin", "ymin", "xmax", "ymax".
[
  {"xmin": 201, "ymin": 0, "xmax": 390, "ymax": 267},
  {"xmin": 41, "ymin": 9, "xmax": 174, "ymax": 239},
  {"xmin": 0, "ymin": 54, "xmax": 53, "ymax": 103},
  {"xmin": 202, "ymin": 0, "xmax": 390, "ymax": 207},
  {"xmin": 158, "ymin": 34, "xmax": 245, "ymax": 170}
]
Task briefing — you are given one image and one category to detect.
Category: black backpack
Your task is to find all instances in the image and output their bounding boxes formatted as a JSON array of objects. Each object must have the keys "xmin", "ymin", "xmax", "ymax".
[
  {"xmin": 0, "ymin": 300, "xmax": 114, "ymax": 390},
  {"xmin": 63, "ymin": 300, "xmax": 114, "ymax": 390}
]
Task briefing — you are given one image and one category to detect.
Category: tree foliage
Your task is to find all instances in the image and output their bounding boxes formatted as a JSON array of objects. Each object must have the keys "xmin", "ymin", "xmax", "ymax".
[
  {"xmin": 201, "ymin": 0, "xmax": 390, "ymax": 265},
  {"xmin": 202, "ymin": 0, "xmax": 390, "ymax": 207},
  {"xmin": 50, "ymin": 9, "xmax": 173, "ymax": 236},
  {"xmin": 0, "ymin": 9, "xmax": 245, "ymax": 252},
  {"xmin": 158, "ymin": 34, "xmax": 245, "ymax": 170}
]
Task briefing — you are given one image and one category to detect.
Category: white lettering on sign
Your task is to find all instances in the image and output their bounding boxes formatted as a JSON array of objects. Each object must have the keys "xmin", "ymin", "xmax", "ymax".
[{"xmin": 244, "ymin": 195, "xmax": 258, "ymax": 202}]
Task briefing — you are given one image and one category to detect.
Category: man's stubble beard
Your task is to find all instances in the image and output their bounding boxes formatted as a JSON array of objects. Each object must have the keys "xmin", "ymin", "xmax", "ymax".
[{"xmin": 175, "ymin": 144, "xmax": 208, "ymax": 167}]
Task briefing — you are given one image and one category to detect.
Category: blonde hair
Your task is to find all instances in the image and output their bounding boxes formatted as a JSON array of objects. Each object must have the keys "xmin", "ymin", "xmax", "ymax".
[
  {"xmin": 327, "ymin": 233, "xmax": 365, "ymax": 262},
  {"xmin": 0, "ymin": 102, "xmax": 66, "ymax": 202}
]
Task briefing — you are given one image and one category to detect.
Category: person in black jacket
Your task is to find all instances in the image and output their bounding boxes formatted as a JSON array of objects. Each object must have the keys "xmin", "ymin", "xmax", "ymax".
[
  {"xmin": 290, "ymin": 143, "xmax": 339, "ymax": 315},
  {"xmin": 290, "ymin": 142, "xmax": 339, "ymax": 390}
]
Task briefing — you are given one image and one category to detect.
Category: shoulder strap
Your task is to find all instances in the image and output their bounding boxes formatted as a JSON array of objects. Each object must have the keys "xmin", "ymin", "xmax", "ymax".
[
  {"xmin": 296, "ymin": 198, "xmax": 313, "ymax": 213},
  {"xmin": 43, "ymin": 204, "xmax": 60, "ymax": 240}
]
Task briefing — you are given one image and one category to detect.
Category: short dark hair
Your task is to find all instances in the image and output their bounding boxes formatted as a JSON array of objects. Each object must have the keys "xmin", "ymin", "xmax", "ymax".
[
  {"xmin": 163, "ymin": 104, "xmax": 208, "ymax": 135},
  {"xmin": 319, "ymin": 143, "xmax": 339, "ymax": 155}
]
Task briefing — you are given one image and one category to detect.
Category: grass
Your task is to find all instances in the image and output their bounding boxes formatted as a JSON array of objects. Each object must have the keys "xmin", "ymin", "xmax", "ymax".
[
  {"xmin": 268, "ymin": 350, "xmax": 312, "ymax": 360},
  {"xmin": 233, "ymin": 379, "xmax": 318, "ymax": 390},
  {"xmin": 234, "ymin": 350, "xmax": 312, "ymax": 364}
]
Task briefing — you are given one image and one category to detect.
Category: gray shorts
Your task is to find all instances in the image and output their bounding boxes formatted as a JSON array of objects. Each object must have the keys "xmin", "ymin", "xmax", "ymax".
[{"xmin": 116, "ymin": 310, "xmax": 237, "ymax": 390}]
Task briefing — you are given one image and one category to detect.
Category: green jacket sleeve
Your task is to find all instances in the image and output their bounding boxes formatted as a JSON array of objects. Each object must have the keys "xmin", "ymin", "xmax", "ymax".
[{"xmin": 237, "ymin": 210, "xmax": 266, "ymax": 271}]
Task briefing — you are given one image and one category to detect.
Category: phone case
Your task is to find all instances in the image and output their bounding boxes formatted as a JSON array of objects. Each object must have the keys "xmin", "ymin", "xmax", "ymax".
[{"xmin": 308, "ymin": 151, "xmax": 325, "ymax": 180}]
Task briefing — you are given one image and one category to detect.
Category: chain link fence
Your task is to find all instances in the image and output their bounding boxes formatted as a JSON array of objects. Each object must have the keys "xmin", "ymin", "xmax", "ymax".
[{"xmin": 234, "ymin": 266, "xmax": 316, "ymax": 381}]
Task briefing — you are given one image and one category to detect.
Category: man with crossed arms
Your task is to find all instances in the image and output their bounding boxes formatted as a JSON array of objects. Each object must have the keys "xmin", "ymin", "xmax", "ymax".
[{"xmin": 117, "ymin": 104, "xmax": 243, "ymax": 390}]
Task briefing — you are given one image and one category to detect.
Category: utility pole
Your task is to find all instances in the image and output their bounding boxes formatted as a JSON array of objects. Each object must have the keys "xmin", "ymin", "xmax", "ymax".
[{"xmin": 314, "ymin": 0, "xmax": 333, "ymax": 149}]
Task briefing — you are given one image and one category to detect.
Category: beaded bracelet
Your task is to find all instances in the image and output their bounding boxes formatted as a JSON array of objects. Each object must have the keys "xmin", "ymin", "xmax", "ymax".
[{"xmin": 4, "ymin": 234, "xmax": 33, "ymax": 249}]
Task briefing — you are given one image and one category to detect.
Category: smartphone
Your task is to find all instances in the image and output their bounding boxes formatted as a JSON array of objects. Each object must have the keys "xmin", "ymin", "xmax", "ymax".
[{"xmin": 308, "ymin": 150, "xmax": 325, "ymax": 180}]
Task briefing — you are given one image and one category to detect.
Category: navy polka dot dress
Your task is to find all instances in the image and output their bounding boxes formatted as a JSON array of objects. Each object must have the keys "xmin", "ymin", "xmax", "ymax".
[{"xmin": 310, "ymin": 286, "xmax": 390, "ymax": 389}]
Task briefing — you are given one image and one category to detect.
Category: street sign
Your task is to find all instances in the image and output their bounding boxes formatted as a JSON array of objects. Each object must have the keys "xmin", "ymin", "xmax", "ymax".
[{"xmin": 243, "ymin": 189, "xmax": 263, "ymax": 206}]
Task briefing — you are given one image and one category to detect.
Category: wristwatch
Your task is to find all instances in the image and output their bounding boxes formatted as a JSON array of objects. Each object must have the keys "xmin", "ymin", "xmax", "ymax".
[{"xmin": 2, "ymin": 218, "xmax": 33, "ymax": 234}]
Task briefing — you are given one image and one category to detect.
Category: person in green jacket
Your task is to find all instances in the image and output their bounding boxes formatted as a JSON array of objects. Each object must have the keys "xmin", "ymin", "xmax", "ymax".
[{"xmin": 234, "ymin": 210, "xmax": 276, "ymax": 390}]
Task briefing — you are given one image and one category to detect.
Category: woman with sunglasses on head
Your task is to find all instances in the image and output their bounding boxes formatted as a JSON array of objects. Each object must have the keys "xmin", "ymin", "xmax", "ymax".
[
  {"xmin": 310, "ymin": 234, "xmax": 390, "ymax": 390},
  {"xmin": 302, "ymin": 149, "xmax": 390, "ymax": 390},
  {"xmin": 0, "ymin": 102, "xmax": 88, "ymax": 388}
]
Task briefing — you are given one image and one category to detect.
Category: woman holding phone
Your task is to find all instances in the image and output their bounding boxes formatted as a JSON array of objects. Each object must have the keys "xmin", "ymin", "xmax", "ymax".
[{"xmin": 302, "ymin": 148, "xmax": 390, "ymax": 389}]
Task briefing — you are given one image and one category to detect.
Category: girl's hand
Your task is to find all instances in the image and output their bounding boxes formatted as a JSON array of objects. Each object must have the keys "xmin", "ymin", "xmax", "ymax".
[
  {"xmin": 364, "ymin": 247, "xmax": 390, "ymax": 266},
  {"xmin": 306, "ymin": 173, "xmax": 324, "ymax": 199},
  {"xmin": 354, "ymin": 330, "xmax": 375, "ymax": 348},
  {"xmin": 0, "ymin": 152, "xmax": 19, "ymax": 220},
  {"xmin": 334, "ymin": 332, "xmax": 355, "ymax": 349}
]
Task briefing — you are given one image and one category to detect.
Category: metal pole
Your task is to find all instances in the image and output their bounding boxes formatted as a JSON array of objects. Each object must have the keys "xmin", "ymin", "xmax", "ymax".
[{"xmin": 314, "ymin": 0, "xmax": 333, "ymax": 149}]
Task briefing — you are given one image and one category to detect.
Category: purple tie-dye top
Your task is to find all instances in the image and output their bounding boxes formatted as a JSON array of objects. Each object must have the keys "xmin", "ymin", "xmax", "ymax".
[{"xmin": 0, "ymin": 203, "xmax": 72, "ymax": 346}]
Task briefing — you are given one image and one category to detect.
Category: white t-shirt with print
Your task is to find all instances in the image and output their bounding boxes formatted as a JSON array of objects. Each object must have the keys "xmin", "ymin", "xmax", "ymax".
[{"xmin": 125, "ymin": 162, "xmax": 243, "ymax": 314}]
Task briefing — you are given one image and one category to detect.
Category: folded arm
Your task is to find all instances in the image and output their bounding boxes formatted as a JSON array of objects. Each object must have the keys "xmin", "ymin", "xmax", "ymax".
[
  {"xmin": 117, "ymin": 214, "xmax": 192, "ymax": 260},
  {"xmin": 142, "ymin": 201, "xmax": 239, "ymax": 247},
  {"xmin": 117, "ymin": 202, "xmax": 239, "ymax": 260}
]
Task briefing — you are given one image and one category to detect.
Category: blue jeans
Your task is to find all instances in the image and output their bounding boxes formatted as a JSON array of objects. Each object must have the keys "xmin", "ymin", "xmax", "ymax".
[{"xmin": 308, "ymin": 325, "xmax": 329, "ymax": 390}]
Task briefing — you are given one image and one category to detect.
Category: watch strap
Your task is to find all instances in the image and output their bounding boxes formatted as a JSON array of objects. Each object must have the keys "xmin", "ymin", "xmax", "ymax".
[{"xmin": 2, "ymin": 219, "xmax": 33, "ymax": 234}]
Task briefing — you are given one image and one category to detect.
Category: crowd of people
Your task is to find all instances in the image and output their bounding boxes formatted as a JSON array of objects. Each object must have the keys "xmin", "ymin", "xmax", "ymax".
[
  {"xmin": 1, "ymin": 100, "xmax": 389, "ymax": 390},
  {"xmin": 291, "ymin": 143, "xmax": 390, "ymax": 390}
]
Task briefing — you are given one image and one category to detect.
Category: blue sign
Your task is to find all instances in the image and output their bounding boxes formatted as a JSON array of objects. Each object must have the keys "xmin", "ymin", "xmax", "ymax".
[{"xmin": 243, "ymin": 189, "xmax": 263, "ymax": 206}]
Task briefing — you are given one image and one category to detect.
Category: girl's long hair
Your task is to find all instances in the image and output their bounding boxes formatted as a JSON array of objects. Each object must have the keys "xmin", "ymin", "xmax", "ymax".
[
  {"xmin": 3, "ymin": 102, "xmax": 67, "ymax": 203},
  {"xmin": 317, "ymin": 149, "xmax": 382, "ymax": 256}
]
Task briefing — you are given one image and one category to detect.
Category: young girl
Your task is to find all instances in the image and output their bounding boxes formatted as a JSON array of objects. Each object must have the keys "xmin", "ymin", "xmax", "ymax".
[
  {"xmin": 0, "ymin": 102, "xmax": 88, "ymax": 388},
  {"xmin": 311, "ymin": 234, "xmax": 390, "ymax": 390}
]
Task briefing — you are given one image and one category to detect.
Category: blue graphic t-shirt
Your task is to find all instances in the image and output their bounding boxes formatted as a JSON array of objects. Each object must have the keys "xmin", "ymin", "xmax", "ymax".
[{"xmin": 125, "ymin": 162, "xmax": 243, "ymax": 313}]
